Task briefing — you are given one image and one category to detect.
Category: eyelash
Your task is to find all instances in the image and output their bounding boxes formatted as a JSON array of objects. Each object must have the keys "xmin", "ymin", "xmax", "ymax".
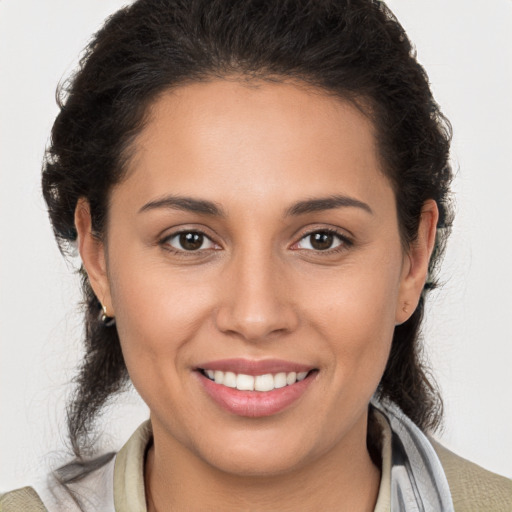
[
  {"xmin": 159, "ymin": 228, "xmax": 353, "ymax": 255},
  {"xmin": 159, "ymin": 230, "xmax": 219, "ymax": 255},
  {"xmin": 291, "ymin": 228, "xmax": 353, "ymax": 254}
]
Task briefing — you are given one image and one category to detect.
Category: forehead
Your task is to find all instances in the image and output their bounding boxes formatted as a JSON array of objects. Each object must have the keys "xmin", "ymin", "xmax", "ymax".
[{"xmin": 120, "ymin": 79, "xmax": 393, "ymax": 214}]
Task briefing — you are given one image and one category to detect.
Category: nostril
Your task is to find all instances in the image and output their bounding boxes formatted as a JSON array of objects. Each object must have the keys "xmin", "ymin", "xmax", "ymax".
[{"xmin": 214, "ymin": 304, "xmax": 300, "ymax": 342}]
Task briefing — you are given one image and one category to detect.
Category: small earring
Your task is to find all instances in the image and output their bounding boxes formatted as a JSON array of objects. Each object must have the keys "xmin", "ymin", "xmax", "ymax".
[
  {"xmin": 100, "ymin": 303, "xmax": 116, "ymax": 327},
  {"xmin": 402, "ymin": 302, "xmax": 410, "ymax": 314}
]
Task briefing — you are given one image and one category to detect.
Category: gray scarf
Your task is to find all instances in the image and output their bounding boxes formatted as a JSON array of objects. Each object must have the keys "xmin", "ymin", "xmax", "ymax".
[{"xmin": 372, "ymin": 397, "xmax": 455, "ymax": 512}]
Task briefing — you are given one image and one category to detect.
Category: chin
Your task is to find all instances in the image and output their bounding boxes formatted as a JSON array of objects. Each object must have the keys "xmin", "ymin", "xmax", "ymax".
[
  {"xmin": 204, "ymin": 446, "xmax": 309, "ymax": 478},
  {"xmin": 189, "ymin": 423, "xmax": 325, "ymax": 478}
]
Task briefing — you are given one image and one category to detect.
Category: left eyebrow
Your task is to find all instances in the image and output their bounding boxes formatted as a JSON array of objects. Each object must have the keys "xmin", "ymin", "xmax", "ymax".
[{"xmin": 286, "ymin": 195, "xmax": 374, "ymax": 216}]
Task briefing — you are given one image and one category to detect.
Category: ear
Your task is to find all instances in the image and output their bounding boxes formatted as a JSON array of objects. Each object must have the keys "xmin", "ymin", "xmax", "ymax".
[
  {"xmin": 75, "ymin": 198, "xmax": 114, "ymax": 317},
  {"xmin": 395, "ymin": 199, "xmax": 439, "ymax": 325}
]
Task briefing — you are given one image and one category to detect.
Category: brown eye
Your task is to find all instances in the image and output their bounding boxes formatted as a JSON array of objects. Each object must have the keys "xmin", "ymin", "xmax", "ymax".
[
  {"xmin": 165, "ymin": 231, "xmax": 216, "ymax": 252},
  {"xmin": 310, "ymin": 232, "xmax": 334, "ymax": 250},
  {"xmin": 295, "ymin": 231, "xmax": 345, "ymax": 251},
  {"xmin": 180, "ymin": 232, "xmax": 204, "ymax": 250}
]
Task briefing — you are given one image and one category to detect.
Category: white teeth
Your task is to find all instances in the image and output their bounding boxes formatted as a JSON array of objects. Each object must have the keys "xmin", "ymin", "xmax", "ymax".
[
  {"xmin": 274, "ymin": 372, "xmax": 287, "ymax": 389},
  {"xmin": 254, "ymin": 374, "xmax": 274, "ymax": 392},
  {"xmin": 203, "ymin": 369, "xmax": 310, "ymax": 391},
  {"xmin": 223, "ymin": 371, "xmax": 237, "ymax": 388},
  {"xmin": 286, "ymin": 372, "xmax": 297, "ymax": 385},
  {"xmin": 236, "ymin": 374, "xmax": 255, "ymax": 391}
]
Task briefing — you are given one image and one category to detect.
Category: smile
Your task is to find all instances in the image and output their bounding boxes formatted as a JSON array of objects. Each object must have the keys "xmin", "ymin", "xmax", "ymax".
[
  {"xmin": 201, "ymin": 369, "xmax": 309, "ymax": 392},
  {"xmin": 196, "ymin": 359, "xmax": 318, "ymax": 417}
]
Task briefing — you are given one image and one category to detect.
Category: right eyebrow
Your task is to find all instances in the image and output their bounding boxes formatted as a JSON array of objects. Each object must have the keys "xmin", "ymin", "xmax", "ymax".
[{"xmin": 138, "ymin": 195, "xmax": 226, "ymax": 217}]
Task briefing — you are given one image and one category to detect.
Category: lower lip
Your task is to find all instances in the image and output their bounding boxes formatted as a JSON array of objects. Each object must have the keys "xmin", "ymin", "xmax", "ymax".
[{"xmin": 197, "ymin": 371, "xmax": 317, "ymax": 417}]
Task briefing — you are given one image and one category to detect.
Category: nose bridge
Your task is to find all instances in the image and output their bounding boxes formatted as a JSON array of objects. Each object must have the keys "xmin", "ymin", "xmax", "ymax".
[{"xmin": 215, "ymin": 239, "xmax": 297, "ymax": 340}]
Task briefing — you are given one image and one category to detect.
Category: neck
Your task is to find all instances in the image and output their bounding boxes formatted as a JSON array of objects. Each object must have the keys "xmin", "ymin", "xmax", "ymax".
[{"xmin": 145, "ymin": 416, "xmax": 381, "ymax": 512}]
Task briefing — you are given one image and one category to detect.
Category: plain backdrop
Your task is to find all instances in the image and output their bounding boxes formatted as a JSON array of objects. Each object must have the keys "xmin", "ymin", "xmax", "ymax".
[{"xmin": 1, "ymin": 0, "xmax": 511, "ymax": 491}]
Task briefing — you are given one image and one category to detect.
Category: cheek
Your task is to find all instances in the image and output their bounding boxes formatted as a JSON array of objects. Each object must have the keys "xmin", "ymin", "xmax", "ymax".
[
  {"xmin": 107, "ymin": 254, "xmax": 214, "ymax": 374},
  {"xmin": 302, "ymin": 257, "xmax": 401, "ymax": 340},
  {"xmin": 295, "ymin": 254, "xmax": 402, "ymax": 387},
  {"xmin": 107, "ymin": 266, "xmax": 213, "ymax": 428}
]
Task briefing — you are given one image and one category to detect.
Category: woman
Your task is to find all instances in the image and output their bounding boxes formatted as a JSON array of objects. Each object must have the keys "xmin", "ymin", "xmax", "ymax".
[{"xmin": 1, "ymin": 0, "xmax": 511, "ymax": 510}]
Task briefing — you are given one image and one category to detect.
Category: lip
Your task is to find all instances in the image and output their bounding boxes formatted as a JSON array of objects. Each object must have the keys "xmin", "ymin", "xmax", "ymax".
[
  {"xmin": 195, "ymin": 359, "xmax": 318, "ymax": 417},
  {"xmin": 196, "ymin": 358, "xmax": 313, "ymax": 375}
]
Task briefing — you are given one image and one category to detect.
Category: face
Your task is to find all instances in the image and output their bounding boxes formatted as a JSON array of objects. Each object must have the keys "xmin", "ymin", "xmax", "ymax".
[{"xmin": 79, "ymin": 80, "xmax": 434, "ymax": 477}]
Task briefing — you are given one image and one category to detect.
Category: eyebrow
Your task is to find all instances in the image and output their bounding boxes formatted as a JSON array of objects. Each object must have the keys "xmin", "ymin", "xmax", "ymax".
[
  {"xmin": 286, "ymin": 195, "xmax": 373, "ymax": 216},
  {"xmin": 138, "ymin": 193, "xmax": 373, "ymax": 217},
  {"xmin": 138, "ymin": 196, "xmax": 225, "ymax": 216}
]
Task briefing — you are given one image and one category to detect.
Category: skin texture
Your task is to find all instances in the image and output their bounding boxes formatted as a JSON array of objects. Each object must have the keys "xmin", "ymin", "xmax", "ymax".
[{"xmin": 75, "ymin": 80, "xmax": 438, "ymax": 511}]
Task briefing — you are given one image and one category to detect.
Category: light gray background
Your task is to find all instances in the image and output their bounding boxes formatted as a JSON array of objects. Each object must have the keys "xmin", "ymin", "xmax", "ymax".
[{"xmin": 1, "ymin": 0, "xmax": 511, "ymax": 491}]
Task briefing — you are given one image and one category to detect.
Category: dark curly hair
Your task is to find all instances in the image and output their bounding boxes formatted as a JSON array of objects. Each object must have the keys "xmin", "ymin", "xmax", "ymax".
[{"xmin": 42, "ymin": 0, "xmax": 452, "ymax": 459}]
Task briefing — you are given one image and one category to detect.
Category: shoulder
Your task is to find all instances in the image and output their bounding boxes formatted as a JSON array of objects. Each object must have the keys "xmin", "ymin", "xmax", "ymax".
[
  {"xmin": 1, "ymin": 453, "xmax": 117, "ymax": 512},
  {"xmin": 0, "ymin": 487, "xmax": 47, "ymax": 511},
  {"xmin": 0, "ymin": 423, "xmax": 150, "ymax": 512},
  {"xmin": 430, "ymin": 439, "xmax": 512, "ymax": 512}
]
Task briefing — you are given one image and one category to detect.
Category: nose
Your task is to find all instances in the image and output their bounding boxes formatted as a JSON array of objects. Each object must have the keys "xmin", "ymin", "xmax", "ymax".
[{"xmin": 214, "ymin": 251, "xmax": 299, "ymax": 342}]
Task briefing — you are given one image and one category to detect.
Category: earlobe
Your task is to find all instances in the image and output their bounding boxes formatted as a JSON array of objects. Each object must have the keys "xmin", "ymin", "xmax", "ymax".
[
  {"xmin": 395, "ymin": 200, "xmax": 439, "ymax": 325},
  {"xmin": 74, "ymin": 198, "xmax": 114, "ymax": 316}
]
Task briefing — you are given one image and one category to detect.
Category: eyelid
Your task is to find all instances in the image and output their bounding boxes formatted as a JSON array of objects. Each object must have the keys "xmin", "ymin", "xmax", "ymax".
[
  {"xmin": 159, "ymin": 227, "xmax": 222, "ymax": 253},
  {"xmin": 290, "ymin": 226, "xmax": 353, "ymax": 252}
]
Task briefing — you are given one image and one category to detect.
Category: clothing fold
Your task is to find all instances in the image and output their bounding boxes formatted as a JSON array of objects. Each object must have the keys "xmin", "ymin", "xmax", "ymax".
[{"xmin": 372, "ymin": 397, "xmax": 454, "ymax": 512}]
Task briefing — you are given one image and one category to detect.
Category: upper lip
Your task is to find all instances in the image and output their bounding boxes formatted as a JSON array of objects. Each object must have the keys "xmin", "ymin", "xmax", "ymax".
[{"xmin": 196, "ymin": 358, "xmax": 315, "ymax": 375}]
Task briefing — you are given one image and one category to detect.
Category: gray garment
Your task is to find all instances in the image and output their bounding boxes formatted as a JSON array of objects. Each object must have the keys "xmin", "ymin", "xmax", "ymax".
[{"xmin": 371, "ymin": 398, "xmax": 454, "ymax": 512}]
